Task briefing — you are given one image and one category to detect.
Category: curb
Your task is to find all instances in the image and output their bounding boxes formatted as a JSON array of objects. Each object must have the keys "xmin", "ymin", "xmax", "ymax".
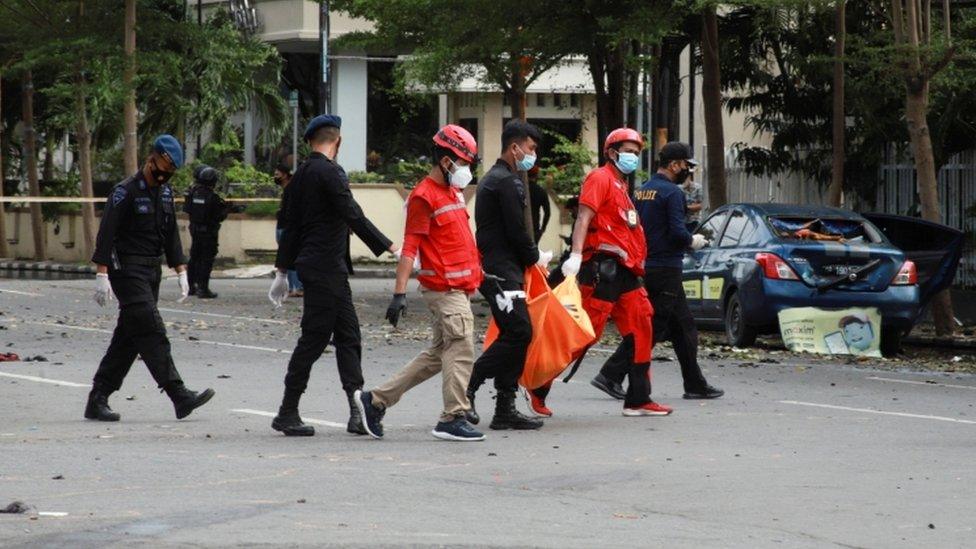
[
  {"xmin": 0, "ymin": 260, "xmax": 96, "ymax": 275},
  {"xmin": 904, "ymin": 335, "xmax": 976, "ymax": 350}
]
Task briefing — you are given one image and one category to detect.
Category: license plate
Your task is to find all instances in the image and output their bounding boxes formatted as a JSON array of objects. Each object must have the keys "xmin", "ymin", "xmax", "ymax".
[{"xmin": 822, "ymin": 264, "xmax": 858, "ymax": 276}]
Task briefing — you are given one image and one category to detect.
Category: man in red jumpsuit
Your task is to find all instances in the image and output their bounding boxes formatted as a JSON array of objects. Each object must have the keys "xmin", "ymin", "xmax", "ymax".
[{"xmin": 529, "ymin": 128, "xmax": 672, "ymax": 417}]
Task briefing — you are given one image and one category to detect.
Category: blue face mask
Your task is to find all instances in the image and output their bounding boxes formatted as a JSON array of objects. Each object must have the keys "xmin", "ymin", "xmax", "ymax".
[
  {"xmin": 614, "ymin": 152, "xmax": 640, "ymax": 175},
  {"xmin": 515, "ymin": 145, "xmax": 536, "ymax": 171}
]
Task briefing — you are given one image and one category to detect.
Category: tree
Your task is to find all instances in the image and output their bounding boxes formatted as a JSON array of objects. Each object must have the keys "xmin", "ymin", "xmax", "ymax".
[
  {"xmin": 827, "ymin": 0, "xmax": 846, "ymax": 207},
  {"xmin": 0, "ymin": 69, "xmax": 8, "ymax": 258},
  {"xmin": 122, "ymin": 0, "xmax": 138, "ymax": 174},
  {"xmin": 701, "ymin": 3, "xmax": 727, "ymax": 208},
  {"xmin": 888, "ymin": 0, "xmax": 957, "ymax": 335},
  {"xmin": 22, "ymin": 70, "xmax": 45, "ymax": 260}
]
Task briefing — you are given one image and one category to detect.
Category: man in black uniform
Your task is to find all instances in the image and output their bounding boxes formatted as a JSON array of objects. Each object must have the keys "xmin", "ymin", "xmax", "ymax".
[
  {"xmin": 269, "ymin": 114, "xmax": 399, "ymax": 437},
  {"xmin": 86, "ymin": 135, "xmax": 215, "ymax": 422},
  {"xmin": 184, "ymin": 165, "xmax": 228, "ymax": 299},
  {"xmin": 465, "ymin": 120, "xmax": 552, "ymax": 431},
  {"xmin": 527, "ymin": 165, "xmax": 551, "ymax": 244}
]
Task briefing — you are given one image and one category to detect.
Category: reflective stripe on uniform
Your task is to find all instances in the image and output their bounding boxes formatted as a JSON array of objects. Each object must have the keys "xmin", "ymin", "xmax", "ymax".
[
  {"xmin": 597, "ymin": 243, "xmax": 629, "ymax": 261},
  {"xmin": 444, "ymin": 269, "xmax": 472, "ymax": 279},
  {"xmin": 431, "ymin": 203, "xmax": 466, "ymax": 217}
]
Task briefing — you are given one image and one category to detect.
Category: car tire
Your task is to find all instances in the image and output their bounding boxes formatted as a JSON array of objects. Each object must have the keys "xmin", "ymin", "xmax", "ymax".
[
  {"xmin": 724, "ymin": 291, "xmax": 758, "ymax": 348},
  {"xmin": 880, "ymin": 327, "xmax": 903, "ymax": 357}
]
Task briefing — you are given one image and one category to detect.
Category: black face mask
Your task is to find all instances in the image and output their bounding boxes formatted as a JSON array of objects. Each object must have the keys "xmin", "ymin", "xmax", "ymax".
[
  {"xmin": 150, "ymin": 158, "xmax": 174, "ymax": 184},
  {"xmin": 274, "ymin": 176, "xmax": 285, "ymax": 186},
  {"xmin": 675, "ymin": 168, "xmax": 691, "ymax": 185}
]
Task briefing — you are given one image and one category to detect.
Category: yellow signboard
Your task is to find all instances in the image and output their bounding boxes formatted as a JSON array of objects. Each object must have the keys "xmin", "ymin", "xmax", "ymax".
[
  {"xmin": 705, "ymin": 277, "xmax": 724, "ymax": 300},
  {"xmin": 778, "ymin": 307, "xmax": 882, "ymax": 357},
  {"xmin": 683, "ymin": 280, "xmax": 701, "ymax": 299}
]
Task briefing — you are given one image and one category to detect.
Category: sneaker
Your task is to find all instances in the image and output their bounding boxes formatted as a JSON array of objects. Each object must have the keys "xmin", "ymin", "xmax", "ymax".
[
  {"xmin": 522, "ymin": 388, "xmax": 553, "ymax": 418},
  {"xmin": 683, "ymin": 384, "xmax": 724, "ymax": 400},
  {"xmin": 622, "ymin": 401, "xmax": 673, "ymax": 416},
  {"xmin": 591, "ymin": 373, "xmax": 626, "ymax": 400},
  {"xmin": 353, "ymin": 390, "xmax": 385, "ymax": 439},
  {"xmin": 432, "ymin": 417, "xmax": 485, "ymax": 442}
]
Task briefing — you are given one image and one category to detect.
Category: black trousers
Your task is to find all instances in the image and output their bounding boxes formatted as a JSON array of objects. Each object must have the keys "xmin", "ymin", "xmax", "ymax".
[
  {"xmin": 282, "ymin": 272, "xmax": 364, "ymax": 405},
  {"xmin": 93, "ymin": 263, "xmax": 183, "ymax": 393},
  {"xmin": 599, "ymin": 266, "xmax": 708, "ymax": 393},
  {"xmin": 188, "ymin": 229, "xmax": 219, "ymax": 290},
  {"xmin": 469, "ymin": 278, "xmax": 532, "ymax": 394}
]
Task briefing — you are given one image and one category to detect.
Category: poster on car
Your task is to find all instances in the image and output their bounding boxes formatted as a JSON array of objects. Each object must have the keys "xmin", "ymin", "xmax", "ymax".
[{"xmin": 777, "ymin": 307, "xmax": 883, "ymax": 357}]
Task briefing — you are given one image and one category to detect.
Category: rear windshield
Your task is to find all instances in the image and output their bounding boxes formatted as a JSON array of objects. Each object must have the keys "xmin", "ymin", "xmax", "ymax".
[{"xmin": 767, "ymin": 216, "xmax": 882, "ymax": 244}]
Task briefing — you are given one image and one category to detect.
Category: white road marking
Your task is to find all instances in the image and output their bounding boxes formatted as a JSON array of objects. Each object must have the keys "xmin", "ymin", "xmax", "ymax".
[
  {"xmin": 230, "ymin": 408, "xmax": 346, "ymax": 429},
  {"xmin": 1, "ymin": 319, "xmax": 292, "ymax": 354},
  {"xmin": 0, "ymin": 288, "xmax": 44, "ymax": 297},
  {"xmin": 0, "ymin": 372, "xmax": 91, "ymax": 388},
  {"xmin": 157, "ymin": 308, "xmax": 288, "ymax": 325},
  {"xmin": 780, "ymin": 400, "xmax": 976, "ymax": 425},
  {"xmin": 867, "ymin": 376, "xmax": 976, "ymax": 391}
]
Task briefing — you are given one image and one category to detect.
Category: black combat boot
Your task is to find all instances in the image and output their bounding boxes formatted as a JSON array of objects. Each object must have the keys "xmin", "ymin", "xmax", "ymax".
[
  {"xmin": 465, "ymin": 389, "xmax": 480, "ymax": 425},
  {"xmin": 188, "ymin": 283, "xmax": 197, "ymax": 297},
  {"xmin": 489, "ymin": 390, "xmax": 543, "ymax": 431},
  {"xmin": 196, "ymin": 288, "xmax": 218, "ymax": 299},
  {"xmin": 84, "ymin": 387, "xmax": 120, "ymax": 422},
  {"xmin": 272, "ymin": 408, "xmax": 315, "ymax": 436},
  {"xmin": 165, "ymin": 384, "xmax": 215, "ymax": 419},
  {"xmin": 346, "ymin": 391, "xmax": 366, "ymax": 435}
]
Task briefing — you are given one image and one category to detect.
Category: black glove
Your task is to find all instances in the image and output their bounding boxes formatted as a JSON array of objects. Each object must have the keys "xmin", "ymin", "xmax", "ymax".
[{"xmin": 385, "ymin": 293, "xmax": 407, "ymax": 327}]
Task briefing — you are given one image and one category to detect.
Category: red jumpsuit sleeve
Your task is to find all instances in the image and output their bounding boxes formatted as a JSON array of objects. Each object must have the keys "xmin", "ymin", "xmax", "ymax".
[{"xmin": 579, "ymin": 169, "xmax": 609, "ymax": 213}]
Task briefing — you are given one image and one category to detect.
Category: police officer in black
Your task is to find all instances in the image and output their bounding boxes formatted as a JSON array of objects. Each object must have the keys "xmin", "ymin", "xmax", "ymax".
[
  {"xmin": 268, "ymin": 115, "xmax": 399, "ymax": 437},
  {"xmin": 184, "ymin": 164, "xmax": 228, "ymax": 299},
  {"xmin": 86, "ymin": 135, "xmax": 215, "ymax": 422},
  {"xmin": 465, "ymin": 120, "xmax": 552, "ymax": 431}
]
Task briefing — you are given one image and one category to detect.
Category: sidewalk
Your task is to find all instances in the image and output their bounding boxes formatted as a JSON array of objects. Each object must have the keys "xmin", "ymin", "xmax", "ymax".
[{"xmin": 0, "ymin": 260, "xmax": 396, "ymax": 279}]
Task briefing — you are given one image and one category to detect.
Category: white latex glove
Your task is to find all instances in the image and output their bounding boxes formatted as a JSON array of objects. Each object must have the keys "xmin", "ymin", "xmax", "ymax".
[
  {"xmin": 177, "ymin": 271, "xmax": 190, "ymax": 302},
  {"xmin": 93, "ymin": 273, "xmax": 113, "ymax": 307},
  {"xmin": 691, "ymin": 234, "xmax": 708, "ymax": 250},
  {"xmin": 536, "ymin": 249, "xmax": 553, "ymax": 267},
  {"xmin": 268, "ymin": 271, "xmax": 289, "ymax": 307},
  {"xmin": 561, "ymin": 252, "xmax": 582, "ymax": 277}
]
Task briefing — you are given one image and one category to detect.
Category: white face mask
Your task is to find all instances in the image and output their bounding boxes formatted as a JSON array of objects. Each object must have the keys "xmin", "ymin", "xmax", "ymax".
[{"xmin": 448, "ymin": 160, "xmax": 473, "ymax": 189}]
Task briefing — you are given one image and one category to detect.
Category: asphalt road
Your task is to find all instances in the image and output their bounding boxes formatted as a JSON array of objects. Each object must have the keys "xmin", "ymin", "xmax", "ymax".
[{"xmin": 1, "ymin": 277, "xmax": 974, "ymax": 548}]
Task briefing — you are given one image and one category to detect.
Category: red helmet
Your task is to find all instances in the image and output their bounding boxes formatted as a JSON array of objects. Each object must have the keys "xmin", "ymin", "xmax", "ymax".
[
  {"xmin": 433, "ymin": 124, "xmax": 479, "ymax": 164},
  {"xmin": 603, "ymin": 127, "xmax": 644, "ymax": 152}
]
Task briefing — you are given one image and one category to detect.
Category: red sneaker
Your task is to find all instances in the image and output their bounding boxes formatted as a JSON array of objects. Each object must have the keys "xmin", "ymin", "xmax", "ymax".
[
  {"xmin": 622, "ymin": 401, "xmax": 673, "ymax": 416},
  {"xmin": 523, "ymin": 388, "xmax": 553, "ymax": 418}
]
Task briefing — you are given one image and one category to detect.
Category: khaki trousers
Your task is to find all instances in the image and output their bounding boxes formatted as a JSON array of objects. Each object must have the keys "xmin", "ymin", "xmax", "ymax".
[{"xmin": 371, "ymin": 288, "xmax": 475, "ymax": 422}]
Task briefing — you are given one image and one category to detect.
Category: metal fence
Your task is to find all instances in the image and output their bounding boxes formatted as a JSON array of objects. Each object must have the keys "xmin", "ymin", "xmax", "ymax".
[{"xmin": 698, "ymin": 148, "xmax": 976, "ymax": 288}]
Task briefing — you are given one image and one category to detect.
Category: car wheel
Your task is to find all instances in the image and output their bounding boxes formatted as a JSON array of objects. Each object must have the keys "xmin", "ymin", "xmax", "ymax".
[
  {"xmin": 724, "ymin": 291, "xmax": 758, "ymax": 348},
  {"xmin": 880, "ymin": 327, "xmax": 903, "ymax": 357}
]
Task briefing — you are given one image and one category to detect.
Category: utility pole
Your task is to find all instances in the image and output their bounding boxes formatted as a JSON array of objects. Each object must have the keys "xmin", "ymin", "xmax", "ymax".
[{"xmin": 319, "ymin": 1, "xmax": 331, "ymax": 114}]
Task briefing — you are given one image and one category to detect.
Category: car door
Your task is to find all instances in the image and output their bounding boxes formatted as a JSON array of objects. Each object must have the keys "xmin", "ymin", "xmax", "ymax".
[
  {"xmin": 862, "ymin": 213, "xmax": 965, "ymax": 312},
  {"xmin": 702, "ymin": 209, "xmax": 749, "ymax": 318},
  {"xmin": 683, "ymin": 209, "xmax": 730, "ymax": 320}
]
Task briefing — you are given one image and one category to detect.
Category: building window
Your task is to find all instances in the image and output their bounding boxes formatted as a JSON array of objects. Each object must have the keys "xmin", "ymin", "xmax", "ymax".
[
  {"xmin": 536, "ymin": 94, "xmax": 545, "ymax": 107},
  {"xmin": 570, "ymin": 94, "xmax": 579, "ymax": 107},
  {"xmin": 553, "ymin": 93, "xmax": 562, "ymax": 108}
]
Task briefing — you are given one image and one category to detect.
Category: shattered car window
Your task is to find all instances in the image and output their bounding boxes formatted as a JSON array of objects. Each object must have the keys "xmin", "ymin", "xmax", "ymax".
[{"xmin": 768, "ymin": 217, "xmax": 881, "ymax": 244}]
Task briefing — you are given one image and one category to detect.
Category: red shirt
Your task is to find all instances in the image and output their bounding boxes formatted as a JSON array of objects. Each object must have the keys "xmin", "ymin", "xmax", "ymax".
[{"xmin": 578, "ymin": 164, "xmax": 647, "ymax": 275}]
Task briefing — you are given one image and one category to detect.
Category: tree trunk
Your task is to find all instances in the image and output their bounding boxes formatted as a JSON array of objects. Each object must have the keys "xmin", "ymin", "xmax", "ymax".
[
  {"xmin": 22, "ymin": 71, "xmax": 47, "ymax": 261},
  {"xmin": 0, "ymin": 71, "xmax": 9, "ymax": 258},
  {"xmin": 76, "ymin": 71, "xmax": 96, "ymax": 257},
  {"xmin": 43, "ymin": 134, "xmax": 56, "ymax": 182},
  {"xmin": 828, "ymin": 0, "xmax": 846, "ymax": 207},
  {"xmin": 122, "ymin": 0, "xmax": 138, "ymax": 174},
  {"xmin": 586, "ymin": 41, "xmax": 627, "ymax": 164},
  {"xmin": 905, "ymin": 86, "xmax": 955, "ymax": 334},
  {"xmin": 701, "ymin": 6, "xmax": 727, "ymax": 209}
]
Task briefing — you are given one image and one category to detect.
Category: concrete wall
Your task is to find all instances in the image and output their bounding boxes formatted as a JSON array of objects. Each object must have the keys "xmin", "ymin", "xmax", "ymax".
[{"xmin": 1, "ymin": 185, "xmax": 571, "ymax": 265}]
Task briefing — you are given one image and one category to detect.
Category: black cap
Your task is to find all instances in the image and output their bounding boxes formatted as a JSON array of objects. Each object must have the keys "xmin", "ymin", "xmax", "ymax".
[{"xmin": 658, "ymin": 142, "xmax": 699, "ymax": 166}]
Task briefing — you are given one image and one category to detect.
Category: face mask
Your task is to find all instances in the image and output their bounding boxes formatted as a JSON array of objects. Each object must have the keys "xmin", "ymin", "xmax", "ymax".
[
  {"xmin": 449, "ymin": 161, "xmax": 473, "ymax": 189},
  {"xmin": 675, "ymin": 168, "xmax": 691, "ymax": 185},
  {"xmin": 274, "ymin": 176, "xmax": 285, "ymax": 186},
  {"xmin": 615, "ymin": 152, "xmax": 640, "ymax": 175},
  {"xmin": 514, "ymin": 144, "xmax": 536, "ymax": 171},
  {"xmin": 149, "ymin": 159, "xmax": 173, "ymax": 184}
]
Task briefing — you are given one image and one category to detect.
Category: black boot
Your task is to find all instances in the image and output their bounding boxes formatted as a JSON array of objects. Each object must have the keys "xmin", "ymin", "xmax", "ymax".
[
  {"xmin": 196, "ymin": 288, "xmax": 218, "ymax": 299},
  {"xmin": 272, "ymin": 408, "xmax": 315, "ymax": 436},
  {"xmin": 465, "ymin": 389, "xmax": 480, "ymax": 425},
  {"xmin": 84, "ymin": 388, "xmax": 120, "ymax": 422},
  {"xmin": 166, "ymin": 384, "xmax": 215, "ymax": 419},
  {"xmin": 188, "ymin": 283, "xmax": 197, "ymax": 297},
  {"xmin": 489, "ymin": 390, "xmax": 543, "ymax": 430},
  {"xmin": 346, "ymin": 391, "xmax": 366, "ymax": 435}
]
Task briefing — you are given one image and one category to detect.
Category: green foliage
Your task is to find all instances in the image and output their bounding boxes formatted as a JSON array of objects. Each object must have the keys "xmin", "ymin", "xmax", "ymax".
[
  {"xmin": 540, "ymin": 132, "xmax": 596, "ymax": 196},
  {"xmin": 40, "ymin": 175, "xmax": 81, "ymax": 221},
  {"xmin": 223, "ymin": 160, "xmax": 275, "ymax": 198},
  {"xmin": 243, "ymin": 201, "xmax": 279, "ymax": 218},
  {"xmin": 347, "ymin": 171, "xmax": 387, "ymax": 184},
  {"xmin": 380, "ymin": 159, "xmax": 430, "ymax": 187}
]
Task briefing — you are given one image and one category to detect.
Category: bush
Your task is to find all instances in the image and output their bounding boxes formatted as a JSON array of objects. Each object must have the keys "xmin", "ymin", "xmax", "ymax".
[
  {"xmin": 224, "ymin": 161, "xmax": 276, "ymax": 197},
  {"xmin": 347, "ymin": 171, "xmax": 387, "ymax": 183},
  {"xmin": 41, "ymin": 176, "xmax": 81, "ymax": 222},
  {"xmin": 243, "ymin": 201, "xmax": 279, "ymax": 218},
  {"xmin": 540, "ymin": 133, "xmax": 596, "ymax": 197}
]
